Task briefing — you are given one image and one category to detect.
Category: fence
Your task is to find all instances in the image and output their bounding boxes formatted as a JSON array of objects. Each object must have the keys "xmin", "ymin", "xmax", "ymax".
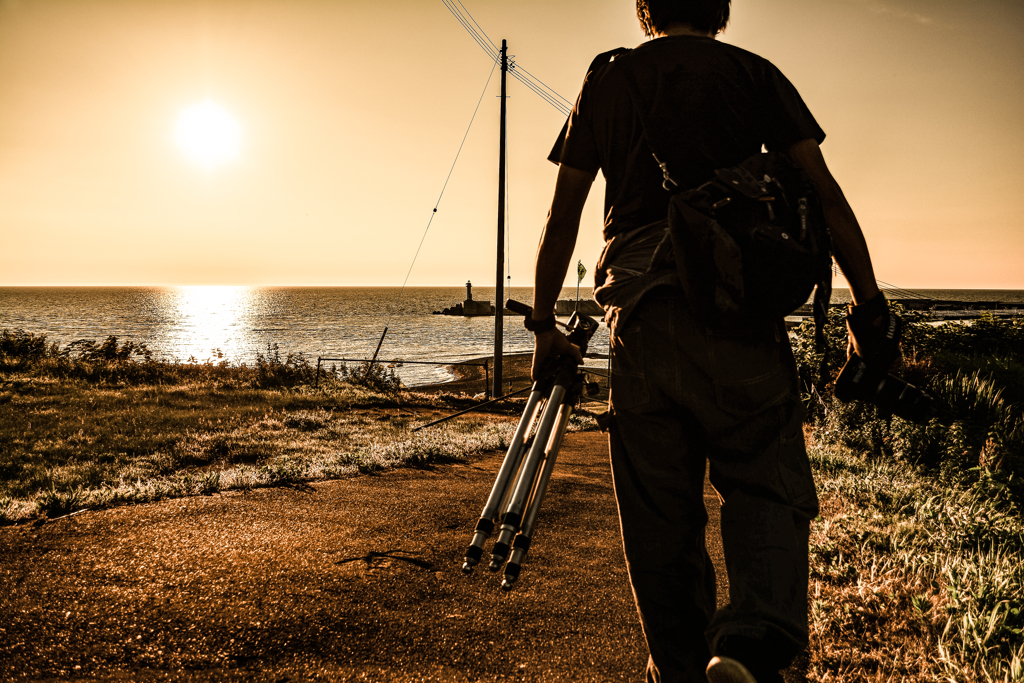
[{"xmin": 315, "ymin": 355, "xmax": 612, "ymax": 408}]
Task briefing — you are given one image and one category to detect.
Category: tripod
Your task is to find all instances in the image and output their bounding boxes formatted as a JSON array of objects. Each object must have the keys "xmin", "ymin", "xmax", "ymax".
[{"xmin": 461, "ymin": 299, "xmax": 600, "ymax": 590}]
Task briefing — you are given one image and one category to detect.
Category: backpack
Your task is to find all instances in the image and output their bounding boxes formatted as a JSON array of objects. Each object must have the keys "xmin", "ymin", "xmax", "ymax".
[{"xmin": 618, "ymin": 58, "xmax": 834, "ymax": 339}]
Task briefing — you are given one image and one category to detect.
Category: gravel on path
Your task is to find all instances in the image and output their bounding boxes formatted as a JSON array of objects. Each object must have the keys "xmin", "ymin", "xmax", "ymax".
[{"xmin": 1, "ymin": 431, "xmax": 730, "ymax": 682}]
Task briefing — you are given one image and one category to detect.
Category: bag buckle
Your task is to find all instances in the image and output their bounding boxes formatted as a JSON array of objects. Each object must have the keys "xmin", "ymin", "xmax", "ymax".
[{"xmin": 652, "ymin": 153, "xmax": 678, "ymax": 192}]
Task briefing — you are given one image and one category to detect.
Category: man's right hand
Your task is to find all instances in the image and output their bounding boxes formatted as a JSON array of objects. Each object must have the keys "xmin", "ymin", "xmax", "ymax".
[
  {"xmin": 531, "ymin": 328, "xmax": 583, "ymax": 382},
  {"xmin": 846, "ymin": 292, "xmax": 902, "ymax": 369}
]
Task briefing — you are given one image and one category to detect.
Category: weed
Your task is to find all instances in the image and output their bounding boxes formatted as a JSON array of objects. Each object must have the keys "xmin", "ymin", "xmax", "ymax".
[
  {"xmin": 806, "ymin": 441, "xmax": 1024, "ymax": 681},
  {"xmin": 0, "ymin": 328, "xmax": 409, "ymax": 393},
  {"xmin": 200, "ymin": 471, "xmax": 221, "ymax": 495},
  {"xmin": 791, "ymin": 310, "xmax": 1024, "ymax": 680},
  {"xmin": 37, "ymin": 483, "xmax": 87, "ymax": 517},
  {"xmin": 283, "ymin": 409, "xmax": 334, "ymax": 432},
  {"xmin": 336, "ymin": 359, "xmax": 403, "ymax": 394},
  {"xmin": 259, "ymin": 458, "xmax": 305, "ymax": 485},
  {"xmin": 356, "ymin": 457, "xmax": 384, "ymax": 475}
]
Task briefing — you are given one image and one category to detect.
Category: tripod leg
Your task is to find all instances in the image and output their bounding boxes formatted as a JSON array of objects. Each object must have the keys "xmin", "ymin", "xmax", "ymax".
[
  {"xmin": 462, "ymin": 388, "xmax": 545, "ymax": 572},
  {"xmin": 502, "ymin": 403, "xmax": 573, "ymax": 591},
  {"xmin": 489, "ymin": 384, "xmax": 569, "ymax": 571}
]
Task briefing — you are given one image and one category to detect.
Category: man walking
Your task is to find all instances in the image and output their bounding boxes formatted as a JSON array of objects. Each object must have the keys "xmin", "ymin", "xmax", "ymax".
[{"xmin": 526, "ymin": 2, "xmax": 891, "ymax": 681}]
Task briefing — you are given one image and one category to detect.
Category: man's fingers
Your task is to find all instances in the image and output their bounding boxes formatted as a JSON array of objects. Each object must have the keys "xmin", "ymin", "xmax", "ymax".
[
  {"xmin": 570, "ymin": 344, "xmax": 583, "ymax": 364},
  {"xmin": 531, "ymin": 331, "xmax": 583, "ymax": 381}
]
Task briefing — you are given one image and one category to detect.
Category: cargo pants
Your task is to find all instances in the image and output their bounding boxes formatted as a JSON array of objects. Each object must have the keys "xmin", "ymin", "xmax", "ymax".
[{"xmin": 606, "ymin": 290, "xmax": 819, "ymax": 683}]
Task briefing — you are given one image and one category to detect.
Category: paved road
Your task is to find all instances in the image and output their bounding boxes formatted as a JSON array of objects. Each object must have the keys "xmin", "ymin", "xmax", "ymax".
[{"xmin": 1, "ymin": 431, "xmax": 728, "ymax": 682}]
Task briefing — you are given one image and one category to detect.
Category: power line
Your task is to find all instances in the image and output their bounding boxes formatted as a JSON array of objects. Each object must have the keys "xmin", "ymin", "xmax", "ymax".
[
  {"xmin": 509, "ymin": 69, "xmax": 571, "ymax": 116},
  {"xmin": 511, "ymin": 62, "xmax": 574, "ymax": 109},
  {"xmin": 442, "ymin": 0, "xmax": 498, "ymax": 62},
  {"xmin": 829, "ymin": 264, "xmax": 932, "ymax": 301},
  {"xmin": 876, "ymin": 279, "xmax": 932, "ymax": 300},
  {"xmin": 454, "ymin": 0, "xmax": 498, "ymax": 52},
  {"xmin": 509, "ymin": 69, "xmax": 569, "ymax": 112},
  {"xmin": 442, "ymin": 0, "xmax": 573, "ymax": 117}
]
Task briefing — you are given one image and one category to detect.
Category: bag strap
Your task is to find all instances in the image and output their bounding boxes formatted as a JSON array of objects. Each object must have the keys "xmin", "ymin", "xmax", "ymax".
[
  {"xmin": 813, "ymin": 274, "xmax": 833, "ymax": 392},
  {"xmin": 616, "ymin": 55, "xmax": 681, "ymax": 193},
  {"xmin": 619, "ymin": 50, "xmax": 834, "ymax": 375}
]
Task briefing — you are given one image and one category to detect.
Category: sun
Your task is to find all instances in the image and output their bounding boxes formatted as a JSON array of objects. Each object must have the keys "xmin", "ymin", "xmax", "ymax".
[{"xmin": 175, "ymin": 101, "xmax": 242, "ymax": 170}]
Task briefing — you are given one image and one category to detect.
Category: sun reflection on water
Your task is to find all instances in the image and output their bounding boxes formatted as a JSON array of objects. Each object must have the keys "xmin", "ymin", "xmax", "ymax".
[{"xmin": 169, "ymin": 286, "xmax": 253, "ymax": 362}]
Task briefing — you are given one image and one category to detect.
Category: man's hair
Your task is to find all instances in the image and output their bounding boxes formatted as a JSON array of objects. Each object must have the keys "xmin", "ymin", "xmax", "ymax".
[{"xmin": 636, "ymin": 0, "xmax": 731, "ymax": 37}]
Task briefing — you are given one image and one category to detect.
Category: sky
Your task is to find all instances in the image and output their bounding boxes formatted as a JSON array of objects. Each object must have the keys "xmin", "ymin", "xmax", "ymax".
[{"xmin": 1, "ymin": 0, "xmax": 1022, "ymax": 289}]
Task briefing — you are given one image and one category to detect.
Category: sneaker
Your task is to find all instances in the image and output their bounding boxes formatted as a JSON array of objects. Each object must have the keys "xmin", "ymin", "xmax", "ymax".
[{"xmin": 706, "ymin": 656, "xmax": 758, "ymax": 683}]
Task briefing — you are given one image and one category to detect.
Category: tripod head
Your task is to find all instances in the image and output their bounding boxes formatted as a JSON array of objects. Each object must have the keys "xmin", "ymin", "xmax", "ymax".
[{"xmin": 506, "ymin": 298, "xmax": 600, "ymax": 382}]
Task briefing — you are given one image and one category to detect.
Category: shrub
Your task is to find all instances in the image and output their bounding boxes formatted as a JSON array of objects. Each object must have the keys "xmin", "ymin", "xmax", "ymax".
[
  {"xmin": 792, "ymin": 310, "xmax": 1024, "ymax": 486},
  {"xmin": 251, "ymin": 344, "xmax": 318, "ymax": 389},
  {"xmin": 0, "ymin": 329, "xmax": 406, "ymax": 394},
  {"xmin": 336, "ymin": 359, "xmax": 403, "ymax": 394}
]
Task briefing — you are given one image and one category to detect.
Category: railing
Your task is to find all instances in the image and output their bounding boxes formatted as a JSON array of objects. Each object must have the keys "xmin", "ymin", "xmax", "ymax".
[
  {"xmin": 315, "ymin": 356, "xmax": 490, "ymax": 396},
  {"xmin": 315, "ymin": 355, "xmax": 613, "ymax": 406}
]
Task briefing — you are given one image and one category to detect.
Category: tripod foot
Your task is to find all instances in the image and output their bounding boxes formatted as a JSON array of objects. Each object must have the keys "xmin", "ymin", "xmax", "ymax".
[
  {"xmin": 501, "ymin": 562, "xmax": 521, "ymax": 591},
  {"xmin": 489, "ymin": 539, "xmax": 511, "ymax": 571},
  {"xmin": 462, "ymin": 543, "xmax": 484, "ymax": 573}
]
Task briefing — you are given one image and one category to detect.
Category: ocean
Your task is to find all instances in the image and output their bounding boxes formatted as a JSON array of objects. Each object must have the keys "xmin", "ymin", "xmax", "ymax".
[
  {"xmin": 0, "ymin": 286, "xmax": 595, "ymax": 386},
  {"xmin": 2, "ymin": 287, "xmax": 1022, "ymax": 387}
]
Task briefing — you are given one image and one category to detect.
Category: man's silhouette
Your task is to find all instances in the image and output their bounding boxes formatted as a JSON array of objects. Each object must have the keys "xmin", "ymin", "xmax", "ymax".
[{"xmin": 527, "ymin": 2, "xmax": 890, "ymax": 681}]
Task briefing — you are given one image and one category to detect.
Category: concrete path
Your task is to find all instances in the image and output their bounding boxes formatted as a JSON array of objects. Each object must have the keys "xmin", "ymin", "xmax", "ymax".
[{"xmin": 1, "ymin": 431, "xmax": 729, "ymax": 682}]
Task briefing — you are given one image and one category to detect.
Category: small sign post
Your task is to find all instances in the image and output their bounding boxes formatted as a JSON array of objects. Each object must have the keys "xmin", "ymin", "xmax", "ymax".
[{"xmin": 576, "ymin": 260, "xmax": 587, "ymax": 311}]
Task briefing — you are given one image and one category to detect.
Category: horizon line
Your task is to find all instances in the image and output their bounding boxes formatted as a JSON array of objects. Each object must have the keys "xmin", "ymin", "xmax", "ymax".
[{"xmin": 3, "ymin": 284, "xmax": 1023, "ymax": 291}]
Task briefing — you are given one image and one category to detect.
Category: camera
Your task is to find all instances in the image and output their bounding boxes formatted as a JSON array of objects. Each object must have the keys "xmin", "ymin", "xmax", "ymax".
[{"xmin": 834, "ymin": 354, "xmax": 935, "ymax": 424}]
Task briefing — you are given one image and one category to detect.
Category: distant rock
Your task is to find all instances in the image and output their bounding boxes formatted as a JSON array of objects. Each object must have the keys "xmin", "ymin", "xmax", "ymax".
[
  {"xmin": 433, "ymin": 300, "xmax": 512, "ymax": 317},
  {"xmin": 433, "ymin": 298, "xmax": 592, "ymax": 318}
]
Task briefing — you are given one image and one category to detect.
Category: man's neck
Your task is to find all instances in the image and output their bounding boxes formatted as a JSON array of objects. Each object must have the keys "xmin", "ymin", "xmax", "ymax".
[{"xmin": 655, "ymin": 23, "xmax": 715, "ymax": 39}]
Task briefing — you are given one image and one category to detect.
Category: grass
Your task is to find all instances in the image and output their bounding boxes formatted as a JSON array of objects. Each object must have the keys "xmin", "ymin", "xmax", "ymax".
[
  {"xmin": 793, "ymin": 310, "xmax": 1024, "ymax": 682},
  {"xmin": 805, "ymin": 441, "xmax": 1023, "ymax": 682},
  {"xmin": 0, "ymin": 329, "xmax": 530, "ymax": 523}
]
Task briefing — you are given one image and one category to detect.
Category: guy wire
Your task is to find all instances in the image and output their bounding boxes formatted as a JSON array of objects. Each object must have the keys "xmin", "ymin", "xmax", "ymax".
[
  {"xmin": 504, "ymin": 110, "xmax": 511, "ymax": 355},
  {"xmin": 379, "ymin": 60, "xmax": 499, "ymax": 338}
]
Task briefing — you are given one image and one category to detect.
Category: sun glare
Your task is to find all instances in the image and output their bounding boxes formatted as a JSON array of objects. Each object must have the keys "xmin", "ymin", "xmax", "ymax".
[
  {"xmin": 175, "ymin": 101, "xmax": 242, "ymax": 170},
  {"xmin": 170, "ymin": 286, "xmax": 251, "ymax": 362}
]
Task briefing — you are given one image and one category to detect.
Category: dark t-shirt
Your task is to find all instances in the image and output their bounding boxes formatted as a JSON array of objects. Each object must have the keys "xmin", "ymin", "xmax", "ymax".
[{"xmin": 549, "ymin": 36, "xmax": 825, "ymax": 239}]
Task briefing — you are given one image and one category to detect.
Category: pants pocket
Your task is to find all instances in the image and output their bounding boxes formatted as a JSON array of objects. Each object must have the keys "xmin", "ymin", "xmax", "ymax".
[
  {"xmin": 708, "ymin": 324, "xmax": 791, "ymax": 417},
  {"xmin": 610, "ymin": 325, "xmax": 650, "ymax": 412}
]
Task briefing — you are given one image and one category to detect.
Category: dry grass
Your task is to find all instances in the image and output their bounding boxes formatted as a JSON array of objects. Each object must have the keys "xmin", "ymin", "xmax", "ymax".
[
  {"xmin": 0, "ymin": 330, "xmax": 597, "ymax": 524},
  {"xmin": 0, "ymin": 330, "xmax": 541, "ymax": 522},
  {"xmin": 0, "ymin": 376, "xmax": 527, "ymax": 522},
  {"xmin": 804, "ymin": 442, "xmax": 1024, "ymax": 682}
]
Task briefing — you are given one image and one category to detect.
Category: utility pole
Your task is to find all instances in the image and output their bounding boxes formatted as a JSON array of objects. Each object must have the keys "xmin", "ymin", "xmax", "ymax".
[{"xmin": 493, "ymin": 39, "xmax": 507, "ymax": 398}]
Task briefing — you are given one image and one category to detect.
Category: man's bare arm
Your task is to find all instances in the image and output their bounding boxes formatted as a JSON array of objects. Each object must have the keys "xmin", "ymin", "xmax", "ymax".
[
  {"xmin": 787, "ymin": 139, "xmax": 881, "ymax": 305},
  {"xmin": 530, "ymin": 164, "xmax": 595, "ymax": 379},
  {"xmin": 533, "ymin": 164, "xmax": 595, "ymax": 317}
]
